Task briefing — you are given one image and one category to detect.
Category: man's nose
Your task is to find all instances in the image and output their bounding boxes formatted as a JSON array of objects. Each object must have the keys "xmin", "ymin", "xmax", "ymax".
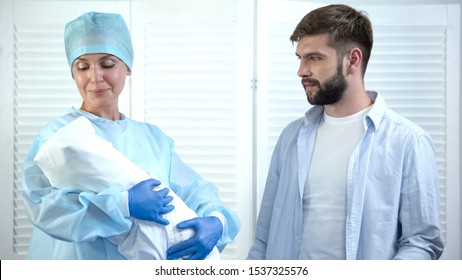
[{"xmin": 297, "ymin": 61, "xmax": 311, "ymax": 78}]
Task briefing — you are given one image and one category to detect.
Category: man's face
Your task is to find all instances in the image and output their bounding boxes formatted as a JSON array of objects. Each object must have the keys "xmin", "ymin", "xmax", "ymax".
[{"xmin": 296, "ymin": 34, "xmax": 347, "ymax": 105}]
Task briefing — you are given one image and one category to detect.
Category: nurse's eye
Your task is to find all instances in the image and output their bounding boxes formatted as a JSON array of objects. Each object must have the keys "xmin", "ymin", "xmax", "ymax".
[
  {"xmin": 75, "ymin": 62, "xmax": 90, "ymax": 71},
  {"xmin": 101, "ymin": 59, "xmax": 116, "ymax": 68}
]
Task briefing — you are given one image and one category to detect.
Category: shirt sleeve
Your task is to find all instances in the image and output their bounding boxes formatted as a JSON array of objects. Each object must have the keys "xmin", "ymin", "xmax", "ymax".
[
  {"xmin": 394, "ymin": 134, "xmax": 444, "ymax": 260},
  {"xmin": 22, "ymin": 125, "xmax": 132, "ymax": 243},
  {"xmin": 247, "ymin": 132, "xmax": 285, "ymax": 260}
]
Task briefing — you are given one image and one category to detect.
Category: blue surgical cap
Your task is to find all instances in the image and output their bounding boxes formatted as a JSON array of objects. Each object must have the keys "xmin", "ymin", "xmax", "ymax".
[{"xmin": 64, "ymin": 12, "xmax": 134, "ymax": 71}]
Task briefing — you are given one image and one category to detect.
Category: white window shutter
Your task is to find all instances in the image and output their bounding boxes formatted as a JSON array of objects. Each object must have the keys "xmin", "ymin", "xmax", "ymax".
[
  {"xmin": 11, "ymin": 0, "xmax": 130, "ymax": 259},
  {"xmin": 255, "ymin": 1, "xmax": 324, "ymax": 212},
  {"xmin": 362, "ymin": 5, "xmax": 460, "ymax": 259},
  {"xmin": 257, "ymin": 2, "xmax": 459, "ymax": 259},
  {"xmin": 5, "ymin": 0, "xmax": 459, "ymax": 261},
  {"xmin": 131, "ymin": 0, "xmax": 253, "ymax": 259},
  {"xmin": 12, "ymin": 16, "xmax": 78, "ymax": 260},
  {"xmin": 365, "ymin": 25, "xmax": 448, "ymax": 225},
  {"xmin": 143, "ymin": 21, "xmax": 241, "ymax": 259},
  {"xmin": 9, "ymin": 0, "xmax": 252, "ymax": 260}
]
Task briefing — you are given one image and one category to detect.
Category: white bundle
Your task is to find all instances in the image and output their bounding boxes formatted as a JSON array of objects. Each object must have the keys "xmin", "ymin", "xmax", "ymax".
[{"xmin": 34, "ymin": 116, "xmax": 219, "ymax": 260}]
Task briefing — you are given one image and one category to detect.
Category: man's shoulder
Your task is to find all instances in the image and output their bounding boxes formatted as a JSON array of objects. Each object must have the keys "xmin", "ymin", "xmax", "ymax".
[
  {"xmin": 276, "ymin": 117, "xmax": 305, "ymax": 143},
  {"xmin": 282, "ymin": 106, "xmax": 322, "ymax": 135},
  {"xmin": 381, "ymin": 108, "xmax": 428, "ymax": 137}
]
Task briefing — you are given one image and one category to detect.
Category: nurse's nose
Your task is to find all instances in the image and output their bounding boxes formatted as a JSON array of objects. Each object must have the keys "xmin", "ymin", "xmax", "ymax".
[{"xmin": 89, "ymin": 66, "xmax": 104, "ymax": 83}]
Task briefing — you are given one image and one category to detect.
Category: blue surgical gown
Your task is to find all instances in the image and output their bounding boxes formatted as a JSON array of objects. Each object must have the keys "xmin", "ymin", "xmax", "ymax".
[{"xmin": 22, "ymin": 109, "xmax": 240, "ymax": 259}]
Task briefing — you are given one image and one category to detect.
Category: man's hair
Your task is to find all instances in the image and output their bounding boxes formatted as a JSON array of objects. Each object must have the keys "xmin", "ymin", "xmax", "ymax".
[{"xmin": 290, "ymin": 4, "xmax": 373, "ymax": 76}]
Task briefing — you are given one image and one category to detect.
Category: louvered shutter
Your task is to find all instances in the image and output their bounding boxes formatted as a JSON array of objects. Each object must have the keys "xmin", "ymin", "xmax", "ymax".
[
  {"xmin": 257, "ymin": 2, "xmax": 460, "ymax": 259},
  {"xmin": 12, "ymin": 13, "xmax": 78, "ymax": 260},
  {"xmin": 12, "ymin": 19, "xmax": 75, "ymax": 257},
  {"xmin": 3, "ymin": 0, "xmax": 459, "ymax": 261},
  {"xmin": 255, "ymin": 1, "xmax": 323, "ymax": 210},
  {"xmin": 10, "ymin": 0, "xmax": 130, "ymax": 259},
  {"xmin": 130, "ymin": 0, "xmax": 254, "ymax": 259},
  {"xmin": 362, "ymin": 4, "xmax": 460, "ymax": 259}
]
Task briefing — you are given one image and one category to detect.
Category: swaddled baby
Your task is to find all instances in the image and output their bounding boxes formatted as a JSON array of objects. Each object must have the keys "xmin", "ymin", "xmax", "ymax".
[{"xmin": 34, "ymin": 116, "xmax": 220, "ymax": 260}]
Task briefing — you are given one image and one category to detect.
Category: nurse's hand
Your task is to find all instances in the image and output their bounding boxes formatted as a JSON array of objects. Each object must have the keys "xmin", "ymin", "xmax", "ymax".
[
  {"xmin": 166, "ymin": 216, "xmax": 223, "ymax": 260},
  {"xmin": 128, "ymin": 178, "xmax": 174, "ymax": 225}
]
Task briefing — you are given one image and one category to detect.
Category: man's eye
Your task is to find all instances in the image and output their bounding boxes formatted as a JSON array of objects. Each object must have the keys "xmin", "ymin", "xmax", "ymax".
[{"xmin": 310, "ymin": 56, "xmax": 321, "ymax": 61}]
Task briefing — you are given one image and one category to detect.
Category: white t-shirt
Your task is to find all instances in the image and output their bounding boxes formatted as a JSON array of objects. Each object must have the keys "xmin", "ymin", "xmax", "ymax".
[{"xmin": 299, "ymin": 106, "xmax": 371, "ymax": 259}]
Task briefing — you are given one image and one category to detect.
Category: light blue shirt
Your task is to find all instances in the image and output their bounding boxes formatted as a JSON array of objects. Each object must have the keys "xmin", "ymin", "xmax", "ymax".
[
  {"xmin": 247, "ymin": 91, "xmax": 443, "ymax": 260},
  {"xmin": 22, "ymin": 109, "xmax": 240, "ymax": 259}
]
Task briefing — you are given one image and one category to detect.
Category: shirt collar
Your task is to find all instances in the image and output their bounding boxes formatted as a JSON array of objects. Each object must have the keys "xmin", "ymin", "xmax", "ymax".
[
  {"xmin": 365, "ymin": 91, "xmax": 386, "ymax": 132},
  {"xmin": 69, "ymin": 107, "xmax": 127, "ymax": 122},
  {"xmin": 303, "ymin": 90, "xmax": 386, "ymax": 132},
  {"xmin": 304, "ymin": 105, "xmax": 324, "ymax": 126}
]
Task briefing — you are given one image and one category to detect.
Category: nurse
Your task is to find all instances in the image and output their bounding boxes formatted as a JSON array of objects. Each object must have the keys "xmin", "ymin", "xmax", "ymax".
[{"xmin": 22, "ymin": 12, "xmax": 240, "ymax": 260}]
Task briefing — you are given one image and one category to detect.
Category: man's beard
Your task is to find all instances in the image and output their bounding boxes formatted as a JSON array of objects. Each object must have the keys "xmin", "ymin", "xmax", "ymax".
[{"xmin": 303, "ymin": 63, "xmax": 347, "ymax": 106}]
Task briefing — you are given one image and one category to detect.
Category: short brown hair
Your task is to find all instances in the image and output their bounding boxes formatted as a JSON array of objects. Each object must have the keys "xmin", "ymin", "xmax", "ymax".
[{"xmin": 290, "ymin": 4, "xmax": 373, "ymax": 76}]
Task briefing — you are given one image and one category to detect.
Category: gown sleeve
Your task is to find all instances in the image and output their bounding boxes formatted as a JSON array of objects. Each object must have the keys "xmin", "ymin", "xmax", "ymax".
[
  {"xmin": 166, "ymin": 142, "xmax": 241, "ymax": 251},
  {"xmin": 22, "ymin": 120, "xmax": 132, "ymax": 243}
]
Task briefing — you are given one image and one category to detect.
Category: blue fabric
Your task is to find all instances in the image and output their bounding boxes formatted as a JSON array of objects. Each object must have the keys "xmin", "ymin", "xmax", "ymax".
[
  {"xmin": 22, "ymin": 109, "xmax": 240, "ymax": 259},
  {"xmin": 247, "ymin": 91, "xmax": 443, "ymax": 260},
  {"xmin": 64, "ymin": 12, "xmax": 134, "ymax": 71}
]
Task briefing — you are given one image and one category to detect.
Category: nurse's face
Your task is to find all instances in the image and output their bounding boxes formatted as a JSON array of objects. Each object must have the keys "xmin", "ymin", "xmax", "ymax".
[{"xmin": 72, "ymin": 53, "xmax": 130, "ymax": 115}]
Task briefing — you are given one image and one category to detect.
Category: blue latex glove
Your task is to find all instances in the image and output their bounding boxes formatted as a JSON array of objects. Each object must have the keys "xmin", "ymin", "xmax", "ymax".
[
  {"xmin": 128, "ymin": 178, "xmax": 174, "ymax": 225},
  {"xmin": 166, "ymin": 216, "xmax": 223, "ymax": 260}
]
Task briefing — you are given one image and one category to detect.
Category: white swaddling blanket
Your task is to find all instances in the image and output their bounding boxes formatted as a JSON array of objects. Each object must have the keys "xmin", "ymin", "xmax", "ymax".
[{"xmin": 33, "ymin": 116, "xmax": 219, "ymax": 260}]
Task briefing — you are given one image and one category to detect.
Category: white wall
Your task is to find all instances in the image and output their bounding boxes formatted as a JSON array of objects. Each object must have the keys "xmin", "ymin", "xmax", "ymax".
[{"xmin": 0, "ymin": 0, "xmax": 15, "ymax": 261}]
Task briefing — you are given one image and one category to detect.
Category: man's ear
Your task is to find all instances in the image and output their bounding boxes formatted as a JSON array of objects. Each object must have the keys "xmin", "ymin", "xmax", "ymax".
[{"xmin": 346, "ymin": 48, "xmax": 362, "ymax": 75}]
